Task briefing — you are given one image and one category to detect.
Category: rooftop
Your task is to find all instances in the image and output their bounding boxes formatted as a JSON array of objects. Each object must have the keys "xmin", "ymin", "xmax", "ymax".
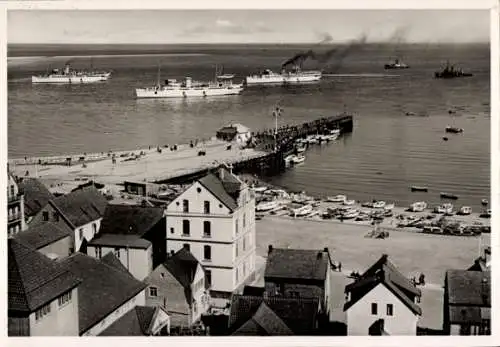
[
  {"xmin": 51, "ymin": 186, "xmax": 108, "ymax": 229},
  {"xmin": 164, "ymin": 248, "xmax": 204, "ymax": 289},
  {"xmin": 229, "ymin": 294, "xmax": 319, "ymax": 335},
  {"xmin": 446, "ymin": 269, "xmax": 490, "ymax": 307},
  {"xmin": 8, "ymin": 239, "xmax": 81, "ymax": 313},
  {"xmin": 99, "ymin": 306, "xmax": 161, "ymax": 336},
  {"xmin": 98, "ymin": 204, "xmax": 164, "ymax": 236},
  {"xmin": 344, "ymin": 254, "xmax": 422, "ymax": 315},
  {"xmin": 264, "ymin": 246, "xmax": 330, "ymax": 281},
  {"xmin": 197, "ymin": 169, "xmax": 243, "ymax": 211},
  {"xmin": 14, "ymin": 221, "xmax": 71, "ymax": 250},
  {"xmin": 88, "ymin": 233, "xmax": 152, "ymax": 249},
  {"xmin": 232, "ymin": 302, "xmax": 293, "ymax": 336},
  {"xmin": 60, "ymin": 252, "xmax": 147, "ymax": 335},
  {"xmin": 18, "ymin": 177, "xmax": 54, "ymax": 217}
]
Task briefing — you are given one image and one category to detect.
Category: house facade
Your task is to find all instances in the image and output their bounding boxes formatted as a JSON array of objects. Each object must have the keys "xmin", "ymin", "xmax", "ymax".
[
  {"xmin": 443, "ymin": 269, "xmax": 490, "ymax": 335},
  {"xmin": 29, "ymin": 186, "xmax": 107, "ymax": 254},
  {"xmin": 166, "ymin": 168, "xmax": 256, "ymax": 297},
  {"xmin": 8, "ymin": 239, "xmax": 81, "ymax": 336},
  {"xmin": 144, "ymin": 248, "xmax": 210, "ymax": 328},
  {"xmin": 344, "ymin": 255, "xmax": 422, "ymax": 336},
  {"xmin": 7, "ymin": 172, "xmax": 27, "ymax": 236}
]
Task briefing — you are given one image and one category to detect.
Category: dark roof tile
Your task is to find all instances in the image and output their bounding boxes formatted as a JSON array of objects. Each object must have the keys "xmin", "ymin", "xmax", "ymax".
[
  {"xmin": 164, "ymin": 248, "xmax": 200, "ymax": 289},
  {"xmin": 14, "ymin": 222, "xmax": 71, "ymax": 250},
  {"xmin": 99, "ymin": 306, "xmax": 157, "ymax": 336},
  {"xmin": 98, "ymin": 205, "xmax": 164, "ymax": 237},
  {"xmin": 198, "ymin": 172, "xmax": 238, "ymax": 211},
  {"xmin": 265, "ymin": 248, "xmax": 329, "ymax": 281},
  {"xmin": 446, "ymin": 270, "xmax": 490, "ymax": 306},
  {"xmin": 60, "ymin": 253, "xmax": 147, "ymax": 334},
  {"xmin": 51, "ymin": 186, "xmax": 107, "ymax": 228},
  {"xmin": 18, "ymin": 178, "xmax": 54, "ymax": 217},
  {"xmin": 8, "ymin": 239, "xmax": 81, "ymax": 313},
  {"xmin": 88, "ymin": 233, "xmax": 152, "ymax": 249}
]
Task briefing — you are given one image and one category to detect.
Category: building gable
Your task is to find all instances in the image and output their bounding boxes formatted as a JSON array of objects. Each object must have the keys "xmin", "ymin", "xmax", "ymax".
[
  {"xmin": 167, "ymin": 181, "xmax": 232, "ymax": 215},
  {"xmin": 145, "ymin": 264, "xmax": 190, "ymax": 315}
]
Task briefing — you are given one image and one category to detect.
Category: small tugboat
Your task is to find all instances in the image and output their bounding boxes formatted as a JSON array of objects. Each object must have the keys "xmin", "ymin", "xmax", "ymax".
[
  {"xmin": 440, "ymin": 192, "xmax": 459, "ymax": 200},
  {"xmin": 434, "ymin": 62, "xmax": 473, "ymax": 79},
  {"xmin": 384, "ymin": 58, "xmax": 409, "ymax": 69},
  {"xmin": 411, "ymin": 186, "xmax": 428, "ymax": 192},
  {"xmin": 445, "ymin": 126, "xmax": 464, "ymax": 134}
]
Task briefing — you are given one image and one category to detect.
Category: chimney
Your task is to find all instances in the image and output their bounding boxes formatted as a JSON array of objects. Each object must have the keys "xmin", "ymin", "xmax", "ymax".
[
  {"xmin": 317, "ymin": 252, "xmax": 323, "ymax": 259},
  {"xmin": 268, "ymin": 245, "xmax": 273, "ymax": 253},
  {"xmin": 323, "ymin": 247, "xmax": 329, "ymax": 253}
]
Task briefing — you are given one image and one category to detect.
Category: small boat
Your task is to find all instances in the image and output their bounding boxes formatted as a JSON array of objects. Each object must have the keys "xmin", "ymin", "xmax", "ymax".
[
  {"xmin": 480, "ymin": 209, "xmax": 491, "ymax": 218},
  {"xmin": 372, "ymin": 201, "xmax": 386, "ymax": 209},
  {"xmin": 409, "ymin": 201, "xmax": 427, "ymax": 212},
  {"xmin": 440, "ymin": 192, "xmax": 458, "ymax": 200},
  {"xmin": 343, "ymin": 199, "xmax": 356, "ymax": 206},
  {"xmin": 481, "ymin": 199, "xmax": 489, "ymax": 206},
  {"xmin": 252, "ymin": 186, "xmax": 268, "ymax": 193},
  {"xmin": 384, "ymin": 203, "xmax": 395, "ymax": 210},
  {"xmin": 411, "ymin": 186, "xmax": 428, "ymax": 192},
  {"xmin": 443, "ymin": 137, "xmax": 449, "ymax": 141},
  {"xmin": 290, "ymin": 204, "xmax": 313, "ymax": 217},
  {"xmin": 291, "ymin": 155, "xmax": 305, "ymax": 164},
  {"xmin": 327, "ymin": 195, "xmax": 347, "ymax": 203},
  {"xmin": 361, "ymin": 201, "xmax": 374, "ymax": 208},
  {"xmin": 256, "ymin": 200, "xmax": 280, "ymax": 212},
  {"xmin": 434, "ymin": 62, "xmax": 473, "ymax": 79},
  {"xmin": 384, "ymin": 59, "xmax": 409, "ymax": 69},
  {"xmin": 458, "ymin": 206, "xmax": 472, "ymax": 215},
  {"xmin": 341, "ymin": 209, "xmax": 360, "ymax": 219},
  {"xmin": 434, "ymin": 203, "xmax": 453, "ymax": 214},
  {"xmin": 296, "ymin": 145, "xmax": 306, "ymax": 153},
  {"xmin": 445, "ymin": 126, "xmax": 464, "ymax": 134}
]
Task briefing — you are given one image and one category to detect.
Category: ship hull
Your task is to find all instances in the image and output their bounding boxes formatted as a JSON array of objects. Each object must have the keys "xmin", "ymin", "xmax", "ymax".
[
  {"xmin": 246, "ymin": 72, "xmax": 322, "ymax": 85},
  {"xmin": 135, "ymin": 85, "xmax": 243, "ymax": 98},
  {"xmin": 32, "ymin": 75, "xmax": 109, "ymax": 84}
]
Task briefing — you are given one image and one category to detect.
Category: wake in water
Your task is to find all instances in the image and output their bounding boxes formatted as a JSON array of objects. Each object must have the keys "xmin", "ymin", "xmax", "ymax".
[{"xmin": 323, "ymin": 73, "xmax": 401, "ymax": 78}]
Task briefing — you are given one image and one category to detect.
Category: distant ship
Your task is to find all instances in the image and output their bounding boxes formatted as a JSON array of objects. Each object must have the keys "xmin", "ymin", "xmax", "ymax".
[
  {"xmin": 245, "ymin": 65, "xmax": 322, "ymax": 86},
  {"xmin": 384, "ymin": 59, "xmax": 409, "ymax": 69},
  {"xmin": 434, "ymin": 62, "xmax": 473, "ymax": 79},
  {"xmin": 32, "ymin": 64, "xmax": 111, "ymax": 84},
  {"xmin": 135, "ymin": 65, "xmax": 243, "ymax": 99}
]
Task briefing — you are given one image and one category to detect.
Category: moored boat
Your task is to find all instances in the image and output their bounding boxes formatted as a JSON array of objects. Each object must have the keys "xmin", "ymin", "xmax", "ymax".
[
  {"xmin": 291, "ymin": 154, "xmax": 305, "ymax": 164},
  {"xmin": 445, "ymin": 126, "xmax": 464, "ymax": 134},
  {"xmin": 384, "ymin": 58, "xmax": 409, "ymax": 69},
  {"xmin": 440, "ymin": 192, "xmax": 459, "ymax": 200},
  {"xmin": 458, "ymin": 206, "xmax": 472, "ymax": 215},
  {"xmin": 411, "ymin": 186, "xmax": 428, "ymax": 192},
  {"xmin": 256, "ymin": 200, "xmax": 280, "ymax": 212},
  {"xmin": 32, "ymin": 64, "xmax": 111, "ymax": 84},
  {"xmin": 290, "ymin": 204, "xmax": 314, "ymax": 217}
]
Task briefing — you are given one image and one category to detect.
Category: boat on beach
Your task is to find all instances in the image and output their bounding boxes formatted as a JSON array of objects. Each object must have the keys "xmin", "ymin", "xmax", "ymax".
[
  {"xmin": 341, "ymin": 208, "xmax": 360, "ymax": 219},
  {"xmin": 372, "ymin": 201, "xmax": 386, "ymax": 209},
  {"xmin": 327, "ymin": 195, "xmax": 347, "ymax": 203},
  {"xmin": 343, "ymin": 199, "xmax": 356, "ymax": 206},
  {"xmin": 409, "ymin": 201, "xmax": 427, "ymax": 212},
  {"xmin": 289, "ymin": 204, "xmax": 314, "ymax": 217},
  {"xmin": 458, "ymin": 206, "xmax": 472, "ymax": 215},
  {"xmin": 256, "ymin": 200, "xmax": 280, "ymax": 212},
  {"xmin": 434, "ymin": 203, "xmax": 454, "ymax": 214}
]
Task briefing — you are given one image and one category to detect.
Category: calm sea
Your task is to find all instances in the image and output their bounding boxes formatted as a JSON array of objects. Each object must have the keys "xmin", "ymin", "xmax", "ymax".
[{"xmin": 7, "ymin": 44, "xmax": 490, "ymax": 210}]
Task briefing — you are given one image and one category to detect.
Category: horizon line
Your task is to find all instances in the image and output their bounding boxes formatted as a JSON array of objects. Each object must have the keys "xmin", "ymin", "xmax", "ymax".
[{"xmin": 8, "ymin": 41, "xmax": 490, "ymax": 45}]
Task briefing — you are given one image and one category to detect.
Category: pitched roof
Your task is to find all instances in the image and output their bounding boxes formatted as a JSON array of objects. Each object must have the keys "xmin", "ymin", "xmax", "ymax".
[
  {"xmin": 197, "ymin": 172, "xmax": 239, "ymax": 211},
  {"xmin": 8, "ymin": 239, "xmax": 81, "ymax": 313},
  {"xmin": 98, "ymin": 205, "xmax": 164, "ymax": 237},
  {"xmin": 50, "ymin": 186, "xmax": 108, "ymax": 229},
  {"xmin": 88, "ymin": 233, "xmax": 152, "ymax": 249},
  {"xmin": 232, "ymin": 302, "xmax": 293, "ymax": 335},
  {"xmin": 101, "ymin": 252, "xmax": 131, "ymax": 273},
  {"xmin": 446, "ymin": 270, "xmax": 490, "ymax": 307},
  {"xmin": 344, "ymin": 255, "xmax": 422, "ymax": 315},
  {"xmin": 164, "ymin": 248, "xmax": 200, "ymax": 289},
  {"xmin": 14, "ymin": 222, "xmax": 71, "ymax": 250},
  {"xmin": 229, "ymin": 295, "xmax": 319, "ymax": 335},
  {"xmin": 60, "ymin": 253, "xmax": 147, "ymax": 335},
  {"xmin": 99, "ymin": 306, "xmax": 158, "ymax": 336},
  {"xmin": 18, "ymin": 178, "xmax": 54, "ymax": 217},
  {"xmin": 265, "ymin": 247, "xmax": 330, "ymax": 281}
]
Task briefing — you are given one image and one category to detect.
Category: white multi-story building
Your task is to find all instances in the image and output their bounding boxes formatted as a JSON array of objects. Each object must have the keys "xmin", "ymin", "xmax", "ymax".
[
  {"xmin": 7, "ymin": 171, "xmax": 27, "ymax": 236},
  {"xmin": 166, "ymin": 167, "xmax": 256, "ymax": 299}
]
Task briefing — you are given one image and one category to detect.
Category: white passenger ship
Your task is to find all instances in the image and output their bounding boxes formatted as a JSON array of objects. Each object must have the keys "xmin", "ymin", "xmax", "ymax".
[
  {"xmin": 135, "ymin": 65, "xmax": 243, "ymax": 99},
  {"xmin": 32, "ymin": 65, "xmax": 111, "ymax": 84},
  {"xmin": 245, "ymin": 65, "xmax": 322, "ymax": 86}
]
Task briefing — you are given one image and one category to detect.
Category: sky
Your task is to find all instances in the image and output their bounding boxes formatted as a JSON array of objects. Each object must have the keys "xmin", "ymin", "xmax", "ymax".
[{"xmin": 8, "ymin": 10, "xmax": 490, "ymax": 44}]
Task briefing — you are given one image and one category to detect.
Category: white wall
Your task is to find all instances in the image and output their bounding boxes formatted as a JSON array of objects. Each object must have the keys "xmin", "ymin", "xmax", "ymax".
[
  {"xmin": 29, "ymin": 287, "xmax": 79, "ymax": 336},
  {"xmin": 191, "ymin": 264, "xmax": 210, "ymax": 323},
  {"xmin": 74, "ymin": 218, "xmax": 102, "ymax": 252},
  {"xmin": 81, "ymin": 290, "xmax": 146, "ymax": 336},
  {"xmin": 346, "ymin": 283, "xmax": 418, "ymax": 336},
  {"xmin": 167, "ymin": 181, "xmax": 232, "ymax": 216},
  {"xmin": 87, "ymin": 245, "xmax": 152, "ymax": 281}
]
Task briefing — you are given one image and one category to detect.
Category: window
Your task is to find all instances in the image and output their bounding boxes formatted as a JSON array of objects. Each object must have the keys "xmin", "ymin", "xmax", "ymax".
[
  {"xmin": 386, "ymin": 304, "xmax": 393, "ymax": 316},
  {"xmin": 42, "ymin": 211, "xmax": 49, "ymax": 221},
  {"xmin": 170, "ymin": 227, "xmax": 174, "ymax": 234},
  {"xmin": 183, "ymin": 199, "xmax": 189, "ymax": 213},
  {"xmin": 204, "ymin": 245, "xmax": 211, "ymax": 261},
  {"xmin": 96, "ymin": 247, "xmax": 102, "ymax": 259},
  {"xmin": 204, "ymin": 201, "xmax": 210, "ymax": 214},
  {"xmin": 235, "ymin": 243, "xmax": 239, "ymax": 258},
  {"xmin": 182, "ymin": 220, "xmax": 190, "ymax": 236},
  {"xmin": 35, "ymin": 303, "xmax": 51, "ymax": 321},
  {"xmin": 243, "ymin": 213, "xmax": 246, "ymax": 228},
  {"xmin": 203, "ymin": 221, "xmax": 211, "ymax": 237},
  {"xmin": 371, "ymin": 303, "xmax": 378, "ymax": 315},
  {"xmin": 53, "ymin": 212, "xmax": 60, "ymax": 222},
  {"xmin": 114, "ymin": 248, "xmax": 121, "ymax": 259},
  {"xmin": 92, "ymin": 223, "xmax": 97, "ymax": 236},
  {"xmin": 149, "ymin": 286, "xmax": 158, "ymax": 297},
  {"xmin": 206, "ymin": 270, "xmax": 212, "ymax": 287},
  {"xmin": 58, "ymin": 291, "xmax": 72, "ymax": 307},
  {"xmin": 183, "ymin": 243, "xmax": 190, "ymax": 252},
  {"xmin": 243, "ymin": 236, "xmax": 246, "ymax": 251},
  {"xmin": 79, "ymin": 228, "xmax": 83, "ymax": 240},
  {"xmin": 236, "ymin": 268, "xmax": 239, "ymax": 283},
  {"xmin": 235, "ymin": 219, "xmax": 239, "ymax": 234}
]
